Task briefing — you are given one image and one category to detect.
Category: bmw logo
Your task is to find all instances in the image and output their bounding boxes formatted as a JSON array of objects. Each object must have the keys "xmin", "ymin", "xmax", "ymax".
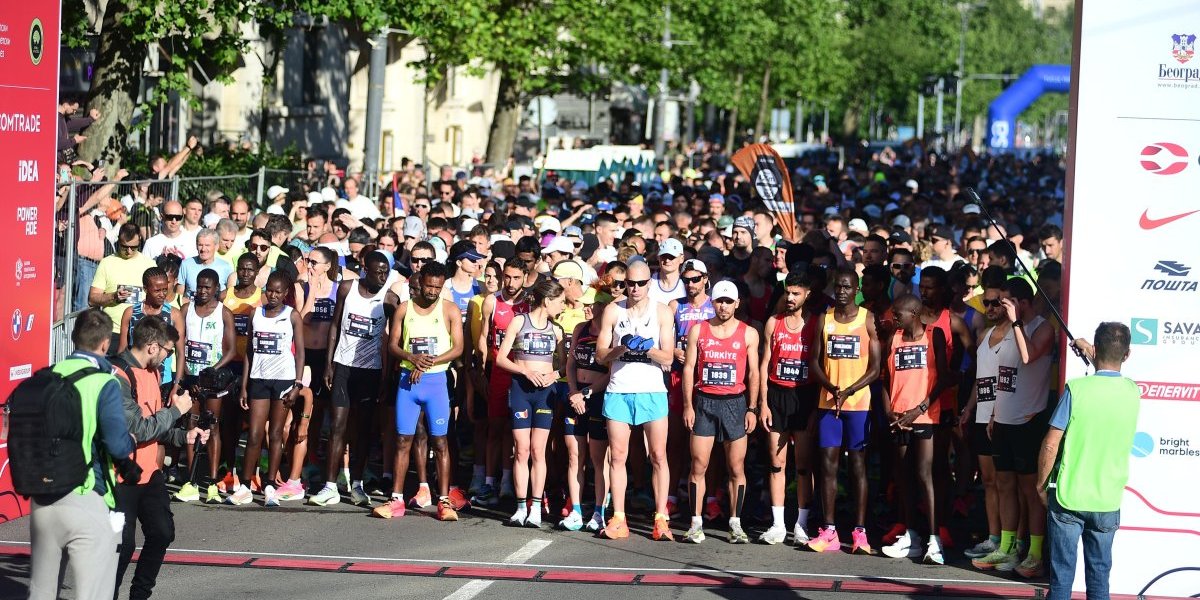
[{"xmin": 12, "ymin": 309, "xmax": 23, "ymax": 341}]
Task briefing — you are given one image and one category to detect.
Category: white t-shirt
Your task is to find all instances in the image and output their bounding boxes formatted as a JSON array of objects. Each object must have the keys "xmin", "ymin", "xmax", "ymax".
[
  {"xmin": 142, "ymin": 231, "xmax": 198, "ymax": 260},
  {"xmin": 336, "ymin": 195, "xmax": 382, "ymax": 221},
  {"xmin": 922, "ymin": 256, "xmax": 964, "ymax": 272}
]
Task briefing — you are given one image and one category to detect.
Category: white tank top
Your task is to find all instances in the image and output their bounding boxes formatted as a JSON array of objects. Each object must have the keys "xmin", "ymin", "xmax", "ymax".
[
  {"xmin": 184, "ymin": 302, "xmax": 225, "ymax": 376},
  {"xmin": 332, "ymin": 275, "xmax": 395, "ymax": 370},
  {"xmin": 606, "ymin": 299, "xmax": 668, "ymax": 394},
  {"xmin": 249, "ymin": 306, "xmax": 296, "ymax": 381},
  {"xmin": 997, "ymin": 315, "xmax": 1051, "ymax": 424},
  {"xmin": 974, "ymin": 323, "xmax": 1022, "ymax": 424},
  {"xmin": 649, "ymin": 274, "xmax": 686, "ymax": 306}
]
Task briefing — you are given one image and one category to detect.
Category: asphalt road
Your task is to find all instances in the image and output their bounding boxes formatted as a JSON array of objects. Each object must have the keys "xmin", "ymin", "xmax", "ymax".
[{"xmin": 0, "ymin": 491, "xmax": 1045, "ymax": 600}]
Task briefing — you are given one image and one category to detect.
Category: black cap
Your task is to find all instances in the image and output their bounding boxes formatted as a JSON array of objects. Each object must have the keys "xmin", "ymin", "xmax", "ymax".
[
  {"xmin": 491, "ymin": 240, "xmax": 516, "ymax": 261},
  {"xmin": 889, "ymin": 230, "xmax": 912, "ymax": 244},
  {"xmin": 929, "ymin": 224, "xmax": 954, "ymax": 241}
]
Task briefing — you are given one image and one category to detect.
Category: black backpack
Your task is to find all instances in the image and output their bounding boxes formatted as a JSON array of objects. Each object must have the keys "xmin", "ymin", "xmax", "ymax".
[{"xmin": 5, "ymin": 366, "xmax": 103, "ymax": 497}]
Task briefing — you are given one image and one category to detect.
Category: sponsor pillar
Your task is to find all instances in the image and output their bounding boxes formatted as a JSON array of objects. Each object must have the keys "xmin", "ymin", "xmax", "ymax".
[
  {"xmin": 1063, "ymin": 0, "xmax": 1200, "ymax": 595},
  {"xmin": 0, "ymin": 0, "xmax": 59, "ymax": 521}
]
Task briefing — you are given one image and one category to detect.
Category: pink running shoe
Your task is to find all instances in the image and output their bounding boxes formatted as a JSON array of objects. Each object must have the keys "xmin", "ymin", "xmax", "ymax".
[
  {"xmin": 851, "ymin": 527, "xmax": 875, "ymax": 555},
  {"xmin": 805, "ymin": 527, "xmax": 842, "ymax": 553},
  {"xmin": 276, "ymin": 479, "xmax": 306, "ymax": 502},
  {"xmin": 373, "ymin": 498, "xmax": 406, "ymax": 519}
]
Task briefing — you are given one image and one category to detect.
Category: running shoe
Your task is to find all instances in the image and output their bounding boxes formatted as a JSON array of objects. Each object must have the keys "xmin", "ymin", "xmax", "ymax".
[
  {"xmin": 600, "ymin": 516, "xmax": 629, "ymax": 539},
  {"xmin": 560, "ymin": 511, "xmax": 584, "ymax": 531},
  {"xmin": 586, "ymin": 511, "xmax": 605, "ymax": 532},
  {"xmin": 225, "ymin": 484, "xmax": 253, "ymax": 506},
  {"xmin": 759, "ymin": 524, "xmax": 787, "ymax": 545},
  {"xmin": 263, "ymin": 485, "xmax": 279, "ymax": 507},
  {"xmin": 276, "ymin": 479, "xmax": 306, "ymax": 502},
  {"xmin": 472, "ymin": 484, "xmax": 499, "ymax": 507},
  {"xmin": 851, "ymin": 527, "xmax": 874, "ymax": 555},
  {"xmin": 499, "ymin": 479, "xmax": 515, "ymax": 500},
  {"xmin": 508, "ymin": 509, "xmax": 528, "ymax": 527},
  {"xmin": 924, "ymin": 541, "xmax": 945, "ymax": 566},
  {"xmin": 964, "ymin": 538, "xmax": 998, "ymax": 559},
  {"xmin": 651, "ymin": 513, "xmax": 673, "ymax": 541},
  {"xmin": 216, "ymin": 473, "xmax": 236, "ymax": 494},
  {"xmin": 805, "ymin": 527, "xmax": 842, "ymax": 553},
  {"xmin": 882, "ymin": 522, "xmax": 907, "ymax": 546},
  {"xmin": 972, "ymin": 549, "xmax": 1020, "ymax": 571},
  {"xmin": 447, "ymin": 486, "xmax": 471, "ymax": 511},
  {"xmin": 938, "ymin": 526, "xmax": 955, "ymax": 549},
  {"xmin": 729, "ymin": 521, "xmax": 750, "ymax": 544},
  {"xmin": 411, "ymin": 486, "xmax": 433, "ymax": 509},
  {"xmin": 437, "ymin": 497, "xmax": 459, "ymax": 522},
  {"xmin": 248, "ymin": 474, "xmax": 262, "ymax": 493},
  {"xmin": 373, "ymin": 498, "xmax": 406, "ymax": 519},
  {"xmin": 336, "ymin": 471, "xmax": 350, "ymax": 491},
  {"xmin": 882, "ymin": 530, "xmax": 923, "ymax": 559},
  {"xmin": 309, "ymin": 485, "xmax": 341, "ymax": 506},
  {"xmin": 204, "ymin": 484, "xmax": 221, "ymax": 504},
  {"xmin": 174, "ymin": 482, "xmax": 200, "ymax": 503},
  {"xmin": 351, "ymin": 482, "xmax": 371, "ymax": 507},
  {"xmin": 1015, "ymin": 556, "xmax": 1044, "ymax": 578},
  {"xmin": 793, "ymin": 523, "xmax": 812, "ymax": 546},
  {"xmin": 703, "ymin": 497, "xmax": 722, "ymax": 521},
  {"xmin": 468, "ymin": 473, "xmax": 485, "ymax": 496},
  {"xmin": 683, "ymin": 523, "xmax": 705, "ymax": 544},
  {"xmin": 524, "ymin": 511, "xmax": 543, "ymax": 529}
]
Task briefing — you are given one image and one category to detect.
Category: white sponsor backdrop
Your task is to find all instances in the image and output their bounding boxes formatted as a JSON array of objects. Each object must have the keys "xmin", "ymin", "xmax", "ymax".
[{"xmin": 1064, "ymin": 0, "xmax": 1200, "ymax": 596}]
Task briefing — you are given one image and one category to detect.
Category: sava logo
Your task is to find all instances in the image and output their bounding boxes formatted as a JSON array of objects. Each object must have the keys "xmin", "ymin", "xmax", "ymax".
[
  {"xmin": 1142, "ymin": 260, "xmax": 1199, "ymax": 292},
  {"xmin": 1131, "ymin": 317, "xmax": 1200, "ymax": 346}
]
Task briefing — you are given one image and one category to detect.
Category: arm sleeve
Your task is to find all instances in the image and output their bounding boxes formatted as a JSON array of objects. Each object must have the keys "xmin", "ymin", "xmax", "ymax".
[
  {"xmin": 1048, "ymin": 386, "xmax": 1072, "ymax": 431},
  {"xmin": 97, "ymin": 380, "xmax": 135, "ymax": 458}
]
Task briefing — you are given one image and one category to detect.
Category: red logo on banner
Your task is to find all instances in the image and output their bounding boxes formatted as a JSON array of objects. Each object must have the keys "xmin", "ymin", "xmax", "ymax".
[
  {"xmin": 1140, "ymin": 142, "xmax": 1190, "ymax": 175},
  {"xmin": 1139, "ymin": 209, "xmax": 1200, "ymax": 229},
  {"xmin": 1138, "ymin": 380, "xmax": 1200, "ymax": 401}
]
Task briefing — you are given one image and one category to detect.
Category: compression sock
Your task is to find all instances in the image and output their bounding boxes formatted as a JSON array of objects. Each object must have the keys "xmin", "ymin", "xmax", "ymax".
[
  {"xmin": 1029, "ymin": 535, "xmax": 1044, "ymax": 560},
  {"xmin": 1000, "ymin": 530, "xmax": 1016, "ymax": 554}
]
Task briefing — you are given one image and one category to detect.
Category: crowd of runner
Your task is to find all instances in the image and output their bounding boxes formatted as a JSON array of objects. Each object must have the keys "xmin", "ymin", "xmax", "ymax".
[{"xmin": 61, "ymin": 143, "xmax": 1070, "ymax": 577}]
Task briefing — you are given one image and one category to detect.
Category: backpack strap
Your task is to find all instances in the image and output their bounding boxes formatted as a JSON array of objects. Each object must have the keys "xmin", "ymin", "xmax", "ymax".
[
  {"xmin": 63, "ymin": 366, "xmax": 103, "ymax": 386},
  {"xmin": 110, "ymin": 357, "xmax": 139, "ymax": 402}
]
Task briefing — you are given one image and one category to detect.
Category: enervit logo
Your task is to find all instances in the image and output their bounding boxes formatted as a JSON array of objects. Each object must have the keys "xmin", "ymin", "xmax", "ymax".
[
  {"xmin": 1143, "ymin": 260, "xmax": 1199, "ymax": 292},
  {"xmin": 1140, "ymin": 142, "xmax": 1189, "ymax": 174},
  {"xmin": 1131, "ymin": 318, "xmax": 1158, "ymax": 345},
  {"xmin": 8, "ymin": 364, "xmax": 31, "ymax": 381},
  {"xmin": 1138, "ymin": 380, "xmax": 1200, "ymax": 401}
]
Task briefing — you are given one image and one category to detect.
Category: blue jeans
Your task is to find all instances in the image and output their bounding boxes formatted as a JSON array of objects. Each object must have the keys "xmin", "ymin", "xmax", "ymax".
[
  {"xmin": 1046, "ymin": 490, "xmax": 1120, "ymax": 600},
  {"xmin": 74, "ymin": 256, "xmax": 99, "ymax": 312}
]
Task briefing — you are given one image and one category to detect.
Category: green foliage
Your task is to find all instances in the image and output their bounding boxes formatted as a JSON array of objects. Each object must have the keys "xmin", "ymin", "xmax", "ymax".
[{"xmin": 122, "ymin": 143, "xmax": 300, "ymax": 178}]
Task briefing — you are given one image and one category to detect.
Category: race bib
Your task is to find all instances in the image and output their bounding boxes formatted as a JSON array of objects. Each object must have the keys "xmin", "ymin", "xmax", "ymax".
[
  {"xmin": 254, "ymin": 331, "xmax": 283, "ymax": 355},
  {"xmin": 409, "ymin": 336, "xmax": 437, "ymax": 356},
  {"xmin": 894, "ymin": 345, "xmax": 928, "ymax": 371},
  {"xmin": 346, "ymin": 313, "xmax": 377, "ymax": 338},
  {"xmin": 827, "ymin": 334, "xmax": 861, "ymax": 359},
  {"xmin": 701, "ymin": 362, "xmax": 736, "ymax": 386},
  {"xmin": 313, "ymin": 298, "xmax": 336, "ymax": 321},
  {"xmin": 494, "ymin": 329, "xmax": 506, "ymax": 349},
  {"xmin": 977, "ymin": 376, "xmax": 997, "ymax": 402},
  {"xmin": 185, "ymin": 340, "xmax": 212, "ymax": 366},
  {"xmin": 998, "ymin": 366, "xmax": 1018, "ymax": 392},
  {"xmin": 573, "ymin": 343, "xmax": 596, "ymax": 367},
  {"xmin": 775, "ymin": 358, "xmax": 808, "ymax": 382},
  {"xmin": 621, "ymin": 349, "xmax": 651, "ymax": 364},
  {"xmin": 521, "ymin": 332, "xmax": 556, "ymax": 356},
  {"xmin": 233, "ymin": 313, "xmax": 251, "ymax": 336},
  {"xmin": 118, "ymin": 284, "xmax": 144, "ymax": 305}
]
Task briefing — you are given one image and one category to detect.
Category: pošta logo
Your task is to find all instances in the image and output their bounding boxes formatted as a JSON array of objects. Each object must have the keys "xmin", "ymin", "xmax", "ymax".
[{"xmin": 1142, "ymin": 260, "xmax": 1199, "ymax": 292}]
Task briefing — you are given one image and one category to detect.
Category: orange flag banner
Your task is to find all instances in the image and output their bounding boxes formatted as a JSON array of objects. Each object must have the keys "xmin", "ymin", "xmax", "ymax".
[{"xmin": 730, "ymin": 144, "xmax": 797, "ymax": 241}]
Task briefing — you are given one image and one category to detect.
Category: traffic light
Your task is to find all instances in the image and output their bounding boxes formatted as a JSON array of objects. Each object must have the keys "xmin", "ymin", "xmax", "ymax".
[
  {"xmin": 921, "ymin": 76, "xmax": 939, "ymax": 97},
  {"xmin": 943, "ymin": 75, "xmax": 959, "ymax": 94}
]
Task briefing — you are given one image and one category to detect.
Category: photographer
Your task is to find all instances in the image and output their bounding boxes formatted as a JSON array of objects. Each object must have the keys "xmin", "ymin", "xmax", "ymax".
[{"xmin": 110, "ymin": 316, "xmax": 208, "ymax": 600}]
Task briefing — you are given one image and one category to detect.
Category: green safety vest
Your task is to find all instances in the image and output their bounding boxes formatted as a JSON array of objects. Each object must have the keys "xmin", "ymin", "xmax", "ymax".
[
  {"xmin": 1054, "ymin": 374, "xmax": 1140, "ymax": 512},
  {"xmin": 51, "ymin": 358, "xmax": 118, "ymax": 509}
]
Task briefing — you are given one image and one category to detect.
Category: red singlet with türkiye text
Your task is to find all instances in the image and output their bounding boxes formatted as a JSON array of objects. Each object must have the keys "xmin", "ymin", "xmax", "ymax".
[
  {"xmin": 767, "ymin": 312, "xmax": 817, "ymax": 388},
  {"xmin": 695, "ymin": 320, "xmax": 749, "ymax": 396}
]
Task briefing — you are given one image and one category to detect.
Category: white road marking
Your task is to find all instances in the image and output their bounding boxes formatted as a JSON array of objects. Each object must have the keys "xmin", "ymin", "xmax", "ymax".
[
  {"xmin": 442, "ymin": 539, "xmax": 553, "ymax": 600},
  {"xmin": 0, "ymin": 539, "xmax": 1035, "ymax": 587}
]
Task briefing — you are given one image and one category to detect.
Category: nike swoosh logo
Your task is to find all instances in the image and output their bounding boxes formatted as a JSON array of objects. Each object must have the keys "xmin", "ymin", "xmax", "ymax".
[{"xmin": 1140, "ymin": 209, "xmax": 1200, "ymax": 229}]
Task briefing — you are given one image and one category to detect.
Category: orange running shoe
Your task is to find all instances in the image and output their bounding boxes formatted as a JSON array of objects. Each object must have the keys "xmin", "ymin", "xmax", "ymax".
[
  {"xmin": 651, "ymin": 513, "xmax": 674, "ymax": 541},
  {"xmin": 437, "ymin": 497, "xmax": 459, "ymax": 521},
  {"xmin": 447, "ymin": 486, "xmax": 471, "ymax": 511},
  {"xmin": 410, "ymin": 485, "xmax": 433, "ymax": 509},
  {"xmin": 372, "ymin": 498, "xmax": 406, "ymax": 519},
  {"xmin": 216, "ymin": 473, "xmax": 237, "ymax": 494},
  {"xmin": 600, "ymin": 516, "xmax": 629, "ymax": 539}
]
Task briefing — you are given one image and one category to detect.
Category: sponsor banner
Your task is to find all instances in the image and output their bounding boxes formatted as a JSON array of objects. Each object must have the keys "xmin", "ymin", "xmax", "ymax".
[
  {"xmin": 1064, "ymin": 0, "xmax": 1200, "ymax": 595},
  {"xmin": 0, "ymin": 0, "xmax": 59, "ymax": 522}
]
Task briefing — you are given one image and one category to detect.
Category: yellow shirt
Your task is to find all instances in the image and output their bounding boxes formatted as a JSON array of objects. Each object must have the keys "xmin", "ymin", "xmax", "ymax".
[
  {"xmin": 400, "ymin": 302, "xmax": 453, "ymax": 373},
  {"xmin": 92, "ymin": 253, "xmax": 157, "ymax": 333},
  {"xmin": 818, "ymin": 307, "xmax": 873, "ymax": 411},
  {"xmin": 224, "ymin": 287, "xmax": 262, "ymax": 361}
]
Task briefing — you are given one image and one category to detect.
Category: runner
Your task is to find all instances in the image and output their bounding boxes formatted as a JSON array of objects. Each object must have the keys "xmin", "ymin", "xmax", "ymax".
[
  {"xmin": 494, "ymin": 279, "xmax": 566, "ymax": 528},
  {"xmin": 311, "ymin": 251, "xmax": 399, "ymax": 507},
  {"xmin": 565, "ymin": 277, "xmax": 618, "ymax": 532},
  {"xmin": 649, "ymin": 237, "xmax": 686, "ymax": 305},
  {"xmin": 595, "ymin": 258, "xmax": 676, "ymax": 541},
  {"xmin": 215, "ymin": 253, "xmax": 260, "ymax": 498},
  {"xmin": 174, "ymin": 268, "xmax": 235, "ymax": 503},
  {"xmin": 116, "ymin": 267, "xmax": 185, "ymax": 388},
  {"xmin": 549, "ymin": 260, "xmax": 592, "ymax": 531},
  {"xmin": 474, "ymin": 258, "xmax": 531, "ymax": 505},
  {"xmin": 230, "ymin": 271, "xmax": 305, "ymax": 506},
  {"xmin": 465, "ymin": 261, "xmax": 502, "ymax": 496},
  {"xmin": 680, "ymin": 280, "xmax": 760, "ymax": 544},
  {"xmin": 757, "ymin": 271, "xmax": 820, "ymax": 546},
  {"xmin": 880, "ymin": 294, "xmax": 951, "ymax": 564},
  {"xmin": 808, "ymin": 268, "xmax": 881, "ymax": 554},
  {"xmin": 668, "ymin": 259, "xmax": 716, "ymax": 517},
  {"xmin": 295, "ymin": 246, "xmax": 340, "ymax": 502},
  {"xmin": 374, "ymin": 261, "xmax": 465, "ymax": 521}
]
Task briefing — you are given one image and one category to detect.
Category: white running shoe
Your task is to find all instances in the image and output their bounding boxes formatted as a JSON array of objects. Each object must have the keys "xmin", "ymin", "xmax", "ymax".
[
  {"xmin": 351, "ymin": 482, "xmax": 371, "ymax": 507},
  {"xmin": 263, "ymin": 485, "xmax": 279, "ymax": 507},
  {"xmin": 308, "ymin": 485, "xmax": 341, "ymax": 506},
  {"xmin": 585, "ymin": 511, "xmax": 605, "ymax": 532},
  {"xmin": 882, "ymin": 530, "xmax": 923, "ymax": 558},
  {"xmin": 792, "ymin": 523, "xmax": 812, "ymax": 546},
  {"xmin": 759, "ymin": 524, "xmax": 787, "ymax": 545}
]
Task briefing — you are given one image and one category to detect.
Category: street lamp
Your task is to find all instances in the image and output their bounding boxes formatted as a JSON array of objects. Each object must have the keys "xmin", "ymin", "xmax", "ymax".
[{"xmin": 953, "ymin": 2, "xmax": 985, "ymax": 150}]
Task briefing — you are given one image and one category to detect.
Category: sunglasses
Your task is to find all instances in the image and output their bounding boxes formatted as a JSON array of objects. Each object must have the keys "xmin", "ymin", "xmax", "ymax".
[
  {"xmin": 682, "ymin": 275, "xmax": 705, "ymax": 284},
  {"xmin": 660, "ymin": 254, "xmax": 678, "ymax": 261},
  {"xmin": 612, "ymin": 280, "xmax": 627, "ymax": 290},
  {"xmin": 891, "ymin": 263, "xmax": 914, "ymax": 270},
  {"xmin": 414, "ymin": 204, "xmax": 431, "ymax": 210},
  {"xmin": 968, "ymin": 248, "xmax": 986, "ymax": 255},
  {"xmin": 982, "ymin": 298, "xmax": 1003, "ymax": 307},
  {"xmin": 627, "ymin": 279, "xmax": 650, "ymax": 288},
  {"xmin": 119, "ymin": 243, "xmax": 139, "ymax": 251},
  {"xmin": 163, "ymin": 214, "xmax": 184, "ymax": 221},
  {"xmin": 305, "ymin": 258, "xmax": 326, "ymax": 267},
  {"xmin": 713, "ymin": 297, "xmax": 736, "ymax": 305},
  {"xmin": 411, "ymin": 257, "xmax": 431, "ymax": 264},
  {"xmin": 249, "ymin": 243, "xmax": 271, "ymax": 252}
]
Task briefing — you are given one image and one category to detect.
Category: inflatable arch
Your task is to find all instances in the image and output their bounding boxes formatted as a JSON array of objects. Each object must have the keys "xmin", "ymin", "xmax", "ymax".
[{"xmin": 987, "ymin": 64, "xmax": 1071, "ymax": 151}]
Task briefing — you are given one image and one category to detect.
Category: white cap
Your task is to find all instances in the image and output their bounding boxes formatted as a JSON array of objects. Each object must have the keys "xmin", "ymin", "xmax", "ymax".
[
  {"xmin": 905, "ymin": 179, "xmax": 919, "ymax": 191},
  {"xmin": 202, "ymin": 213, "xmax": 221, "ymax": 228},
  {"xmin": 823, "ymin": 206, "xmax": 840, "ymax": 217},
  {"xmin": 307, "ymin": 191, "xmax": 324, "ymax": 203},
  {"xmin": 535, "ymin": 215, "xmax": 562, "ymax": 233},
  {"xmin": 682, "ymin": 259, "xmax": 707, "ymax": 275},
  {"xmin": 962, "ymin": 204, "xmax": 982, "ymax": 215},
  {"xmin": 659, "ymin": 237, "xmax": 684, "ymax": 258},
  {"xmin": 712, "ymin": 280, "xmax": 739, "ymax": 301},
  {"xmin": 320, "ymin": 186, "xmax": 338, "ymax": 202},
  {"xmin": 267, "ymin": 185, "xmax": 289, "ymax": 200},
  {"xmin": 847, "ymin": 218, "xmax": 869, "ymax": 234},
  {"xmin": 460, "ymin": 218, "xmax": 479, "ymax": 233},
  {"xmin": 542, "ymin": 235, "xmax": 575, "ymax": 255}
]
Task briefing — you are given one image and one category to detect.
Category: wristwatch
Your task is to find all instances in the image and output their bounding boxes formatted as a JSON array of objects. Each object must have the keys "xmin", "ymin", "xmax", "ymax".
[
  {"xmin": 1012, "ymin": 319, "xmax": 1024, "ymax": 329},
  {"xmin": 918, "ymin": 401, "xmax": 929, "ymax": 414}
]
